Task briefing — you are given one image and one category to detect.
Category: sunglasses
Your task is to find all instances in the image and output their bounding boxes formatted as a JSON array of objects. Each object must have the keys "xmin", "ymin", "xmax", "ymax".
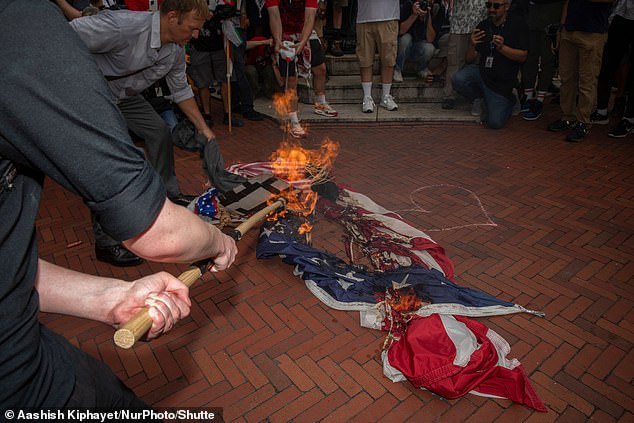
[{"xmin": 485, "ymin": 2, "xmax": 506, "ymax": 9}]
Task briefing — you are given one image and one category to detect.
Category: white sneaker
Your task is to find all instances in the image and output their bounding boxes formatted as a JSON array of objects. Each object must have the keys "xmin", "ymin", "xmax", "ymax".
[
  {"xmin": 314, "ymin": 102, "xmax": 338, "ymax": 117},
  {"xmin": 362, "ymin": 96, "xmax": 375, "ymax": 113},
  {"xmin": 289, "ymin": 121, "xmax": 306, "ymax": 138},
  {"xmin": 393, "ymin": 69, "xmax": 403, "ymax": 82},
  {"xmin": 380, "ymin": 94, "xmax": 398, "ymax": 111}
]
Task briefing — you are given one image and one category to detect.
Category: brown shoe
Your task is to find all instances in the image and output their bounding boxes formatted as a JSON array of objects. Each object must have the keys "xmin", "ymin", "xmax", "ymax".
[{"xmin": 329, "ymin": 40, "xmax": 344, "ymax": 57}]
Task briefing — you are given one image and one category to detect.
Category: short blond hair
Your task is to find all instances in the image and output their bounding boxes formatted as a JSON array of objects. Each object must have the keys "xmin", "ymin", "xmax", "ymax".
[{"xmin": 160, "ymin": 0, "xmax": 208, "ymax": 20}]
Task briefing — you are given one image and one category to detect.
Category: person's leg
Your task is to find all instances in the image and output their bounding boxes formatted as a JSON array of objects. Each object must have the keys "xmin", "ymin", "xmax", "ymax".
[
  {"xmin": 377, "ymin": 20, "xmax": 398, "ymax": 110},
  {"xmin": 211, "ymin": 49, "xmax": 244, "ymax": 127},
  {"xmin": 521, "ymin": 29, "xmax": 541, "ymax": 100},
  {"xmin": 58, "ymin": 329, "xmax": 149, "ymax": 409},
  {"xmin": 450, "ymin": 63, "xmax": 483, "ymax": 101},
  {"xmin": 233, "ymin": 29, "xmax": 263, "ymax": 120},
  {"xmin": 442, "ymin": 33, "xmax": 469, "ymax": 107},
  {"xmin": 310, "ymin": 39, "xmax": 338, "ymax": 117},
  {"xmin": 245, "ymin": 64, "xmax": 261, "ymax": 98},
  {"xmin": 411, "ymin": 40, "xmax": 436, "ymax": 76},
  {"xmin": 118, "ymin": 96, "xmax": 181, "ymax": 197},
  {"xmin": 356, "ymin": 22, "xmax": 376, "ymax": 111},
  {"xmin": 596, "ymin": 16, "xmax": 629, "ymax": 113},
  {"xmin": 557, "ymin": 30, "xmax": 579, "ymax": 123},
  {"xmin": 482, "ymin": 84, "xmax": 515, "ymax": 129},
  {"xmin": 187, "ymin": 49, "xmax": 214, "ymax": 125},
  {"xmin": 329, "ymin": 0, "xmax": 348, "ymax": 56},
  {"xmin": 575, "ymin": 31, "xmax": 608, "ymax": 125},
  {"xmin": 396, "ymin": 33, "xmax": 413, "ymax": 73}
]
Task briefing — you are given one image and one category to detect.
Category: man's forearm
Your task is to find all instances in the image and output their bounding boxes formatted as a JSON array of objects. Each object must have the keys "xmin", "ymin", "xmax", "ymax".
[
  {"xmin": 177, "ymin": 97, "xmax": 209, "ymax": 132},
  {"xmin": 123, "ymin": 200, "xmax": 228, "ymax": 265},
  {"xmin": 301, "ymin": 8, "xmax": 317, "ymax": 44},
  {"xmin": 36, "ymin": 259, "xmax": 126, "ymax": 323}
]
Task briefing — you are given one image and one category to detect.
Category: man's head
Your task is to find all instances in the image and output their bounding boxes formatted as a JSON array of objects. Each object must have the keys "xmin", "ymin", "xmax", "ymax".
[
  {"xmin": 485, "ymin": 0, "xmax": 510, "ymax": 24},
  {"xmin": 160, "ymin": 0, "xmax": 209, "ymax": 46}
]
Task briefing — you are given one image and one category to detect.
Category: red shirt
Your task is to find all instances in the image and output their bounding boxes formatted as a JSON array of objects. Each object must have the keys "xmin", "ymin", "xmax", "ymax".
[
  {"xmin": 266, "ymin": 0, "xmax": 318, "ymax": 35},
  {"xmin": 124, "ymin": 0, "xmax": 163, "ymax": 11}
]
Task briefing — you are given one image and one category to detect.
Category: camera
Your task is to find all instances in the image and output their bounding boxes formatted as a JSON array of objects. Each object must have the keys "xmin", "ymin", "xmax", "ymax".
[
  {"xmin": 418, "ymin": 0, "xmax": 429, "ymax": 10},
  {"xmin": 212, "ymin": 3, "xmax": 238, "ymax": 20}
]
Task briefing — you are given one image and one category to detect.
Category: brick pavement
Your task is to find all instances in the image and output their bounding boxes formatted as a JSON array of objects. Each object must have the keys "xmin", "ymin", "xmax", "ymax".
[{"xmin": 37, "ymin": 102, "xmax": 633, "ymax": 422}]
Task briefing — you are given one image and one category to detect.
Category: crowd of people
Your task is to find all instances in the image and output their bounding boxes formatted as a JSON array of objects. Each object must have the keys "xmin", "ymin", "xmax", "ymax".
[
  {"xmin": 52, "ymin": 0, "xmax": 632, "ymax": 139},
  {"xmin": 0, "ymin": 0, "xmax": 631, "ymax": 412}
]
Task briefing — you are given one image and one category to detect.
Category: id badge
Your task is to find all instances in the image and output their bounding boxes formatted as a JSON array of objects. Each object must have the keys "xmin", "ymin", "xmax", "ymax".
[{"xmin": 485, "ymin": 56, "xmax": 494, "ymax": 68}]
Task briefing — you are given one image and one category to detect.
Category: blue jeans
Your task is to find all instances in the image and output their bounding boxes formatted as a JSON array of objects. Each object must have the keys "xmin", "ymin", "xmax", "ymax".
[
  {"xmin": 396, "ymin": 33, "xmax": 436, "ymax": 74},
  {"xmin": 160, "ymin": 110, "xmax": 178, "ymax": 132},
  {"xmin": 451, "ymin": 64, "xmax": 515, "ymax": 129}
]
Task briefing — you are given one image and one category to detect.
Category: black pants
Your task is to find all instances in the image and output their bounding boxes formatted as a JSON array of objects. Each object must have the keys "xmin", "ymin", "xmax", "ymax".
[
  {"xmin": 60, "ymin": 332, "xmax": 148, "ymax": 409},
  {"xmin": 596, "ymin": 15, "xmax": 634, "ymax": 117}
]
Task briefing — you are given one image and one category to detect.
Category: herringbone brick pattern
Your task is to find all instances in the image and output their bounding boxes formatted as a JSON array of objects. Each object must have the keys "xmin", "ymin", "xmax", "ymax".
[{"xmin": 38, "ymin": 103, "xmax": 633, "ymax": 422}]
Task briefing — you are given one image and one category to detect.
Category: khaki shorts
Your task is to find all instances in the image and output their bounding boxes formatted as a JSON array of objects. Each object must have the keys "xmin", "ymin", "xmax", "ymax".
[
  {"xmin": 355, "ymin": 20, "xmax": 398, "ymax": 68},
  {"xmin": 333, "ymin": 0, "xmax": 348, "ymax": 7}
]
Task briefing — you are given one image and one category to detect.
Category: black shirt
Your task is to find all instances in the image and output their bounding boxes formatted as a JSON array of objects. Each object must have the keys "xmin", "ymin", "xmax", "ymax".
[
  {"xmin": 475, "ymin": 14, "xmax": 529, "ymax": 98},
  {"xmin": 565, "ymin": 0, "xmax": 611, "ymax": 33},
  {"xmin": 0, "ymin": 0, "xmax": 165, "ymax": 407}
]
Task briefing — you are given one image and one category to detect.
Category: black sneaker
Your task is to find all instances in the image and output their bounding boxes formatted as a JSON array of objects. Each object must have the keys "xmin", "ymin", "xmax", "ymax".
[
  {"xmin": 566, "ymin": 122, "xmax": 589, "ymax": 142},
  {"xmin": 441, "ymin": 98, "xmax": 455, "ymax": 110},
  {"xmin": 608, "ymin": 118, "xmax": 634, "ymax": 138},
  {"xmin": 223, "ymin": 114, "xmax": 244, "ymax": 127},
  {"xmin": 590, "ymin": 111, "xmax": 609, "ymax": 124},
  {"xmin": 522, "ymin": 100, "xmax": 543, "ymax": 121},
  {"xmin": 242, "ymin": 109, "xmax": 264, "ymax": 121},
  {"xmin": 548, "ymin": 119, "xmax": 574, "ymax": 132}
]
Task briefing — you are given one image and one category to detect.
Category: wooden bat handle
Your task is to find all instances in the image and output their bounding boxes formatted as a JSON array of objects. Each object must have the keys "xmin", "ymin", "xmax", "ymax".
[
  {"xmin": 113, "ymin": 265, "xmax": 204, "ymax": 349},
  {"xmin": 231, "ymin": 198, "xmax": 286, "ymax": 240}
]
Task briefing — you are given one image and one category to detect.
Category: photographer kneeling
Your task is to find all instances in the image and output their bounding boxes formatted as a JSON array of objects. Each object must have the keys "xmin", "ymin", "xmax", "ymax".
[{"xmin": 450, "ymin": 0, "xmax": 528, "ymax": 129}]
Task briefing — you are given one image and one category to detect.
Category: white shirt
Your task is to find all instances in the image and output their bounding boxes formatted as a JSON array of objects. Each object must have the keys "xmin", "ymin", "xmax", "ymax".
[{"xmin": 356, "ymin": 0, "xmax": 399, "ymax": 23}]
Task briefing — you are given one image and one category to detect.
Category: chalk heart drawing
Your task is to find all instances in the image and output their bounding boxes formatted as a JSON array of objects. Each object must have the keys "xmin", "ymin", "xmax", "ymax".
[{"xmin": 396, "ymin": 184, "xmax": 497, "ymax": 231}]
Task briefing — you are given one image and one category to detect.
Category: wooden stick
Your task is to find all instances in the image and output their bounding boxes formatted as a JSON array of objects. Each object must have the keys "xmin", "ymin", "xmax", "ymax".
[
  {"xmin": 226, "ymin": 38, "xmax": 232, "ymax": 133},
  {"xmin": 230, "ymin": 198, "xmax": 286, "ymax": 241},
  {"xmin": 113, "ymin": 198, "xmax": 286, "ymax": 349}
]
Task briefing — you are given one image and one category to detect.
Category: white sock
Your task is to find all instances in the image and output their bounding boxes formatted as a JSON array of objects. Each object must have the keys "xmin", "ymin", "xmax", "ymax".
[
  {"xmin": 289, "ymin": 111, "xmax": 299, "ymax": 124},
  {"xmin": 315, "ymin": 94, "xmax": 326, "ymax": 105},
  {"xmin": 362, "ymin": 82, "xmax": 372, "ymax": 98},
  {"xmin": 382, "ymin": 84, "xmax": 392, "ymax": 98},
  {"xmin": 596, "ymin": 108, "xmax": 608, "ymax": 116}
]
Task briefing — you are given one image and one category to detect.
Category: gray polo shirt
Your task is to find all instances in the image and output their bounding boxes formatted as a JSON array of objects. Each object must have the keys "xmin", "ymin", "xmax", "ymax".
[{"xmin": 70, "ymin": 10, "xmax": 194, "ymax": 103}]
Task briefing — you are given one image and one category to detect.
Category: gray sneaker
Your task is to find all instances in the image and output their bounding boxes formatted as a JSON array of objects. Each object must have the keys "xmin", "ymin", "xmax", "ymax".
[
  {"xmin": 380, "ymin": 94, "xmax": 398, "ymax": 111},
  {"xmin": 362, "ymin": 96, "xmax": 375, "ymax": 113}
]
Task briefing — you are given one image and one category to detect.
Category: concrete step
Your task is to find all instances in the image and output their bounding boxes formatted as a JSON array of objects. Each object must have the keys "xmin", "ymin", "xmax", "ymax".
[
  {"xmin": 297, "ymin": 74, "xmax": 444, "ymax": 105},
  {"xmin": 252, "ymin": 96, "xmax": 476, "ymax": 124},
  {"xmin": 324, "ymin": 53, "xmax": 370, "ymax": 76},
  {"xmin": 293, "ymin": 53, "xmax": 446, "ymax": 105}
]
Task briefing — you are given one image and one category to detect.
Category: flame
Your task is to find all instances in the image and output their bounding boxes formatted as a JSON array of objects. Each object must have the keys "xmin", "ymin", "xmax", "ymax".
[
  {"xmin": 272, "ymin": 89, "xmax": 307, "ymax": 135},
  {"xmin": 387, "ymin": 288, "xmax": 423, "ymax": 314},
  {"xmin": 298, "ymin": 221, "xmax": 313, "ymax": 234},
  {"xmin": 267, "ymin": 138, "xmax": 339, "ymax": 223}
]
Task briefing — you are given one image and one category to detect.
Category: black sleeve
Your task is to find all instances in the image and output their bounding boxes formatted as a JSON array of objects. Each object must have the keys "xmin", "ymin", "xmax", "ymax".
[{"xmin": 0, "ymin": 0, "xmax": 165, "ymax": 241}]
